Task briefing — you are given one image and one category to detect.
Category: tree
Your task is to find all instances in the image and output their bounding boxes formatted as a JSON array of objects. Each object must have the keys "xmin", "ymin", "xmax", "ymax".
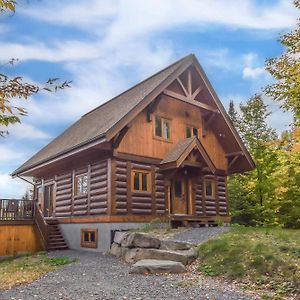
[
  {"xmin": 0, "ymin": 1, "xmax": 71, "ymax": 136},
  {"xmin": 265, "ymin": 0, "xmax": 300, "ymax": 125}
]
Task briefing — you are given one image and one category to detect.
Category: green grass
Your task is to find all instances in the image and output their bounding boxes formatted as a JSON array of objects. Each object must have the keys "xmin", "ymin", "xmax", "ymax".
[
  {"xmin": 0, "ymin": 252, "xmax": 75, "ymax": 290},
  {"xmin": 198, "ymin": 226, "xmax": 300, "ymax": 298}
]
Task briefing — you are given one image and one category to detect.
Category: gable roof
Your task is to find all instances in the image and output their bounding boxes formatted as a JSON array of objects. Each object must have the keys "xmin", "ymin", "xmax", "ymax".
[
  {"xmin": 13, "ymin": 53, "xmax": 255, "ymax": 176},
  {"xmin": 12, "ymin": 55, "xmax": 193, "ymax": 176},
  {"xmin": 160, "ymin": 136, "xmax": 216, "ymax": 173}
]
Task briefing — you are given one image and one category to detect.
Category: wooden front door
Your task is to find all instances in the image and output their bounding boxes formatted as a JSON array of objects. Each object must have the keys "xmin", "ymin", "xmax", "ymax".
[
  {"xmin": 44, "ymin": 185, "xmax": 54, "ymax": 217},
  {"xmin": 171, "ymin": 174, "xmax": 188, "ymax": 215}
]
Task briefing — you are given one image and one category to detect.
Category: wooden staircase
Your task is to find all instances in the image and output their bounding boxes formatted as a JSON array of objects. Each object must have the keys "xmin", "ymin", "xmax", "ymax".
[
  {"xmin": 45, "ymin": 219, "xmax": 68, "ymax": 251},
  {"xmin": 34, "ymin": 203, "xmax": 68, "ymax": 251}
]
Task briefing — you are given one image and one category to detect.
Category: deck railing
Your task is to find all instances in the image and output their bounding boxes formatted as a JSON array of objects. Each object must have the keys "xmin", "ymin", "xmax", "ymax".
[{"xmin": 0, "ymin": 199, "xmax": 34, "ymax": 220}]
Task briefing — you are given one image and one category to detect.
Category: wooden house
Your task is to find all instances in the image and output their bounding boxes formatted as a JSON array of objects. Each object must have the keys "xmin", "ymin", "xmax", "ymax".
[{"xmin": 12, "ymin": 54, "xmax": 255, "ymax": 252}]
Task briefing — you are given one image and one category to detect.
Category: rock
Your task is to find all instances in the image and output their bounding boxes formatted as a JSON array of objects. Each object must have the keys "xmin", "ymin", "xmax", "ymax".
[
  {"xmin": 124, "ymin": 248, "xmax": 196, "ymax": 265},
  {"xmin": 124, "ymin": 248, "xmax": 140, "ymax": 264},
  {"xmin": 113, "ymin": 231, "xmax": 129, "ymax": 244},
  {"xmin": 121, "ymin": 233, "xmax": 160, "ymax": 249},
  {"xmin": 110, "ymin": 243, "xmax": 122, "ymax": 258},
  {"xmin": 130, "ymin": 259, "xmax": 186, "ymax": 274},
  {"xmin": 176, "ymin": 248, "xmax": 198, "ymax": 264},
  {"xmin": 160, "ymin": 240, "xmax": 194, "ymax": 251}
]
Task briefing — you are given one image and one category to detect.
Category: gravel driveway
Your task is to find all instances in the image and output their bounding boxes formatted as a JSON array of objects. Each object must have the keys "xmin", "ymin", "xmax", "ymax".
[
  {"xmin": 0, "ymin": 228, "xmax": 257, "ymax": 300},
  {"xmin": 168, "ymin": 226, "xmax": 231, "ymax": 244}
]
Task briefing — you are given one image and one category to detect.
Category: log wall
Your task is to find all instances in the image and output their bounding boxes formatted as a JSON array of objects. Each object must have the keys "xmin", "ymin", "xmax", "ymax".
[
  {"xmin": 194, "ymin": 175, "xmax": 228, "ymax": 217},
  {"xmin": 114, "ymin": 159, "xmax": 166, "ymax": 216},
  {"xmin": 36, "ymin": 159, "xmax": 108, "ymax": 218}
]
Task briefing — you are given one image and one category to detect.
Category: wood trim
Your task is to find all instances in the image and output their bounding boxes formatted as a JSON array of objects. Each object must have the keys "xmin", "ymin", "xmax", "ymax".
[
  {"xmin": 81, "ymin": 228, "xmax": 98, "ymax": 248},
  {"xmin": 163, "ymin": 89, "xmax": 218, "ymax": 113},
  {"xmin": 57, "ymin": 215, "xmax": 169, "ymax": 224},
  {"xmin": 15, "ymin": 137, "xmax": 107, "ymax": 176},
  {"xmin": 107, "ymin": 158, "xmax": 112, "ymax": 215},
  {"xmin": 112, "ymin": 126, "xmax": 130, "ymax": 149},
  {"xmin": 192, "ymin": 57, "xmax": 255, "ymax": 170},
  {"xmin": 105, "ymin": 56, "xmax": 194, "ymax": 141},
  {"xmin": 228, "ymin": 155, "xmax": 239, "ymax": 169},
  {"xmin": 110, "ymin": 158, "xmax": 116, "ymax": 215},
  {"xmin": 225, "ymin": 151, "xmax": 244, "ymax": 157},
  {"xmin": 71, "ymin": 170, "xmax": 75, "ymax": 216},
  {"xmin": 127, "ymin": 161, "xmax": 132, "ymax": 214},
  {"xmin": 113, "ymin": 151, "xmax": 162, "ymax": 165},
  {"xmin": 131, "ymin": 169, "xmax": 151, "ymax": 192},
  {"xmin": 203, "ymin": 177, "xmax": 216, "ymax": 200},
  {"xmin": 0, "ymin": 220, "xmax": 34, "ymax": 225},
  {"xmin": 87, "ymin": 164, "xmax": 91, "ymax": 215},
  {"xmin": 176, "ymin": 77, "xmax": 188, "ymax": 97},
  {"xmin": 53, "ymin": 175, "xmax": 57, "ymax": 217},
  {"xmin": 151, "ymin": 165, "xmax": 156, "ymax": 214}
]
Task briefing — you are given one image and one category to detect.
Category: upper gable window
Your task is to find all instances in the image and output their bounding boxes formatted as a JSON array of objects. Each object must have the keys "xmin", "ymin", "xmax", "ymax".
[
  {"xmin": 186, "ymin": 126, "xmax": 198, "ymax": 138},
  {"xmin": 75, "ymin": 174, "xmax": 88, "ymax": 195},
  {"xmin": 155, "ymin": 115, "xmax": 171, "ymax": 140}
]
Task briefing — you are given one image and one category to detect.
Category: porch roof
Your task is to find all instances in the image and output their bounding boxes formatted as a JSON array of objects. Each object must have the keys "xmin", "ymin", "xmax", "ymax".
[{"xmin": 160, "ymin": 136, "xmax": 216, "ymax": 173}]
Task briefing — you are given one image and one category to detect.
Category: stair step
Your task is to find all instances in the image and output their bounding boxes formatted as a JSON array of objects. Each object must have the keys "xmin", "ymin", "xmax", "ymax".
[{"xmin": 48, "ymin": 246, "xmax": 68, "ymax": 251}]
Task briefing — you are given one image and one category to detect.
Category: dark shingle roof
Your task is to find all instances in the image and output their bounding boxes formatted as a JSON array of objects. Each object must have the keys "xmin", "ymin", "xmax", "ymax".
[
  {"xmin": 13, "ymin": 55, "xmax": 193, "ymax": 175},
  {"xmin": 160, "ymin": 137, "xmax": 195, "ymax": 164}
]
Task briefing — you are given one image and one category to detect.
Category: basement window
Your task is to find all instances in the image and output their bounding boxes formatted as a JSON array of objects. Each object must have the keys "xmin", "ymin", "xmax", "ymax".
[
  {"xmin": 81, "ymin": 228, "xmax": 98, "ymax": 248},
  {"xmin": 186, "ymin": 126, "xmax": 198, "ymax": 138},
  {"xmin": 132, "ymin": 170, "xmax": 150, "ymax": 192},
  {"xmin": 155, "ymin": 115, "xmax": 171, "ymax": 140},
  {"xmin": 204, "ymin": 179, "xmax": 215, "ymax": 199},
  {"xmin": 75, "ymin": 174, "xmax": 88, "ymax": 195}
]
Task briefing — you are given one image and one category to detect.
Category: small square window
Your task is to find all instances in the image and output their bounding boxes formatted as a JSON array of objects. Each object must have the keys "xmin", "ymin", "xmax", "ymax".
[
  {"xmin": 204, "ymin": 179, "xmax": 215, "ymax": 199},
  {"xmin": 75, "ymin": 174, "xmax": 88, "ymax": 195},
  {"xmin": 132, "ymin": 170, "xmax": 150, "ymax": 192},
  {"xmin": 81, "ymin": 228, "xmax": 98, "ymax": 248},
  {"xmin": 186, "ymin": 126, "xmax": 198, "ymax": 138}
]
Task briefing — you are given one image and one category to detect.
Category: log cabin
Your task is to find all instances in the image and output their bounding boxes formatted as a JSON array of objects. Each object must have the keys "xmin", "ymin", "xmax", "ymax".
[{"xmin": 12, "ymin": 54, "xmax": 255, "ymax": 252}]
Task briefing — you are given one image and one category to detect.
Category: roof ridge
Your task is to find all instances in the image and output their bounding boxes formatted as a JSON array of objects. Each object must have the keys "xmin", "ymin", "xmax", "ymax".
[{"xmin": 81, "ymin": 53, "xmax": 194, "ymax": 118}]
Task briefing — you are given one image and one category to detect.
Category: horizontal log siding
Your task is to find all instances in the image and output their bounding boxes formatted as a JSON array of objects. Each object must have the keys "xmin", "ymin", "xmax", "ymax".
[
  {"xmin": 36, "ymin": 159, "xmax": 108, "ymax": 218},
  {"xmin": 55, "ymin": 172, "xmax": 72, "ymax": 217},
  {"xmin": 114, "ymin": 159, "xmax": 166, "ymax": 216},
  {"xmin": 115, "ymin": 159, "xmax": 128, "ymax": 214},
  {"xmin": 89, "ymin": 161, "xmax": 108, "ymax": 215},
  {"xmin": 194, "ymin": 178, "xmax": 204, "ymax": 216},
  {"xmin": 217, "ymin": 176, "xmax": 227, "ymax": 216},
  {"xmin": 73, "ymin": 166, "xmax": 88, "ymax": 216},
  {"xmin": 155, "ymin": 168, "xmax": 165, "ymax": 214}
]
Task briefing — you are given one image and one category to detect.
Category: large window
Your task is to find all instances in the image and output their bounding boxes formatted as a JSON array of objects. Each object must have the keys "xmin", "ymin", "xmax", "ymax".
[
  {"xmin": 81, "ymin": 228, "xmax": 98, "ymax": 248},
  {"xmin": 155, "ymin": 115, "xmax": 171, "ymax": 140},
  {"xmin": 204, "ymin": 179, "xmax": 215, "ymax": 199},
  {"xmin": 186, "ymin": 126, "xmax": 198, "ymax": 138},
  {"xmin": 132, "ymin": 170, "xmax": 150, "ymax": 192},
  {"xmin": 75, "ymin": 174, "xmax": 88, "ymax": 195}
]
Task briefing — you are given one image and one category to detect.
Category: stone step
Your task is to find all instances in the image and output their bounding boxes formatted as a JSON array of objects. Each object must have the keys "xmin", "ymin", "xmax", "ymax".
[
  {"xmin": 130, "ymin": 259, "xmax": 186, "ymax": 274},
  {"xmin": 160, "ymin": 240, "xmax": 194, "ymax": 251},
  {"xmin": 124, "ymin": 247, "xmax": 197, "ymax": 265}
]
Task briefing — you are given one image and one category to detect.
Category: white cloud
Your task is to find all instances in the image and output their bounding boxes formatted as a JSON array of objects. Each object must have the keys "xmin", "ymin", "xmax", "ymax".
[
  {"xmin": 243, "ymin": 66, "xmax": 266, "ymax": 79},
  {"xmin": 7, "ymin": 123, "xmax": 50, "ymax": 140},
  {"xmin": 20, "ymin": 0, "xmax": 297, "ymax": 34},
  {"xmin": 0, "ymin": 144, "xmax": 24, "ymax": 162},
  {"xmin": 0, "ymin": 173, "xmax": 30, "ymax": 198}
]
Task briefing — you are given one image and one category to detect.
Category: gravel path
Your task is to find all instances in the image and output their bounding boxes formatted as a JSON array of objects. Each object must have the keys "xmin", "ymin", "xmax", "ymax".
[
  {"xmin": 168, "ymin": 226, "xmax": 231, "ymax": 244},
  {"xmin": 0, "ymin": 248, "xmax": 258, "ymax": 300}
]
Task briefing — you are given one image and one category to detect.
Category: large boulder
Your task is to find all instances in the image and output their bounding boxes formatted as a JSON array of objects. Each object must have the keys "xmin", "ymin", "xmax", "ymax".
[
  {"xmin": 121, "ymin": 232, "xmax": 160, "ymax": 249},
  {"xmin": 110, "ymin": 243, "xmax": 122, "ymax": 258},
  {"xmin": 113, "ymin": 231, "xmax": 129, "ymax": 244},
  {"xmin": 123, "ymin": 248, "xmax": 196, "ymax": 265},
  {"xmin": 130, "ymin": 259, "xmax": 186, "ymax": 274},
  {"xmin": 160, "ymin": 240, "xmax": 194, "ymax": 251}
]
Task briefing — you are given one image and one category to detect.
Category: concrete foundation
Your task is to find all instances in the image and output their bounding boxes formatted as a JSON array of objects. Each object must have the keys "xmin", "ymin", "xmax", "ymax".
[{"xmin": 59, "ymin": 222, "xmax": 148, "ymax": 253}]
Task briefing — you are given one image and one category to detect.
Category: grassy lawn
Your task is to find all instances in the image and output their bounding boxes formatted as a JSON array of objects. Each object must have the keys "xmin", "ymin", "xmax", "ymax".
[
  {"xmin": 198, "ymin": 226, "xmax": 300, "ymax": 299},
  {"xmin": 0, "ymin": 252, "xmax": 75, "ymax": 290}
]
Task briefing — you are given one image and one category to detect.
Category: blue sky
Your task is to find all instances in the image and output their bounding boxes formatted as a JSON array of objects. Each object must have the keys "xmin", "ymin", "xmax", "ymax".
[{"xmin": 0, "ymin": 0, "xmax": 298, "ymax": 197}]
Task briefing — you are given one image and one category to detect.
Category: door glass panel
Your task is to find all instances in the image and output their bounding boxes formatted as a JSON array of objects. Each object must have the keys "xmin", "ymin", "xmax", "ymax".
[
  {"xmin": 174, "ymin": 180, "xmax": 182, "ymax": 197},
  {"xmin": 133, "ymin": 172, "xmax": 140, "ymax": 190},
  {"xmin": 141, "ymin": 173, "xmax": 147, "ymax": 191}
]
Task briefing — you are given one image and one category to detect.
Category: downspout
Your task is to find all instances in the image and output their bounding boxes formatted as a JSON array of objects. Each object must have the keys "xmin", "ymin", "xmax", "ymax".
[{"xmin": 15, "ymin": 174, "xmax": 34, "ymax": 186}]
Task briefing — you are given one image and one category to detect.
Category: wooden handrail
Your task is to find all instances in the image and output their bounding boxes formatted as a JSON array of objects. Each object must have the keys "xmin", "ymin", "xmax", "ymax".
[
  {"xmin": 34, "ymin": 202, "xmax": 49, "ymax": 251},
  {"xmin": 0, "ymin": 199, "xmax": 34, "ymax": 220}
]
